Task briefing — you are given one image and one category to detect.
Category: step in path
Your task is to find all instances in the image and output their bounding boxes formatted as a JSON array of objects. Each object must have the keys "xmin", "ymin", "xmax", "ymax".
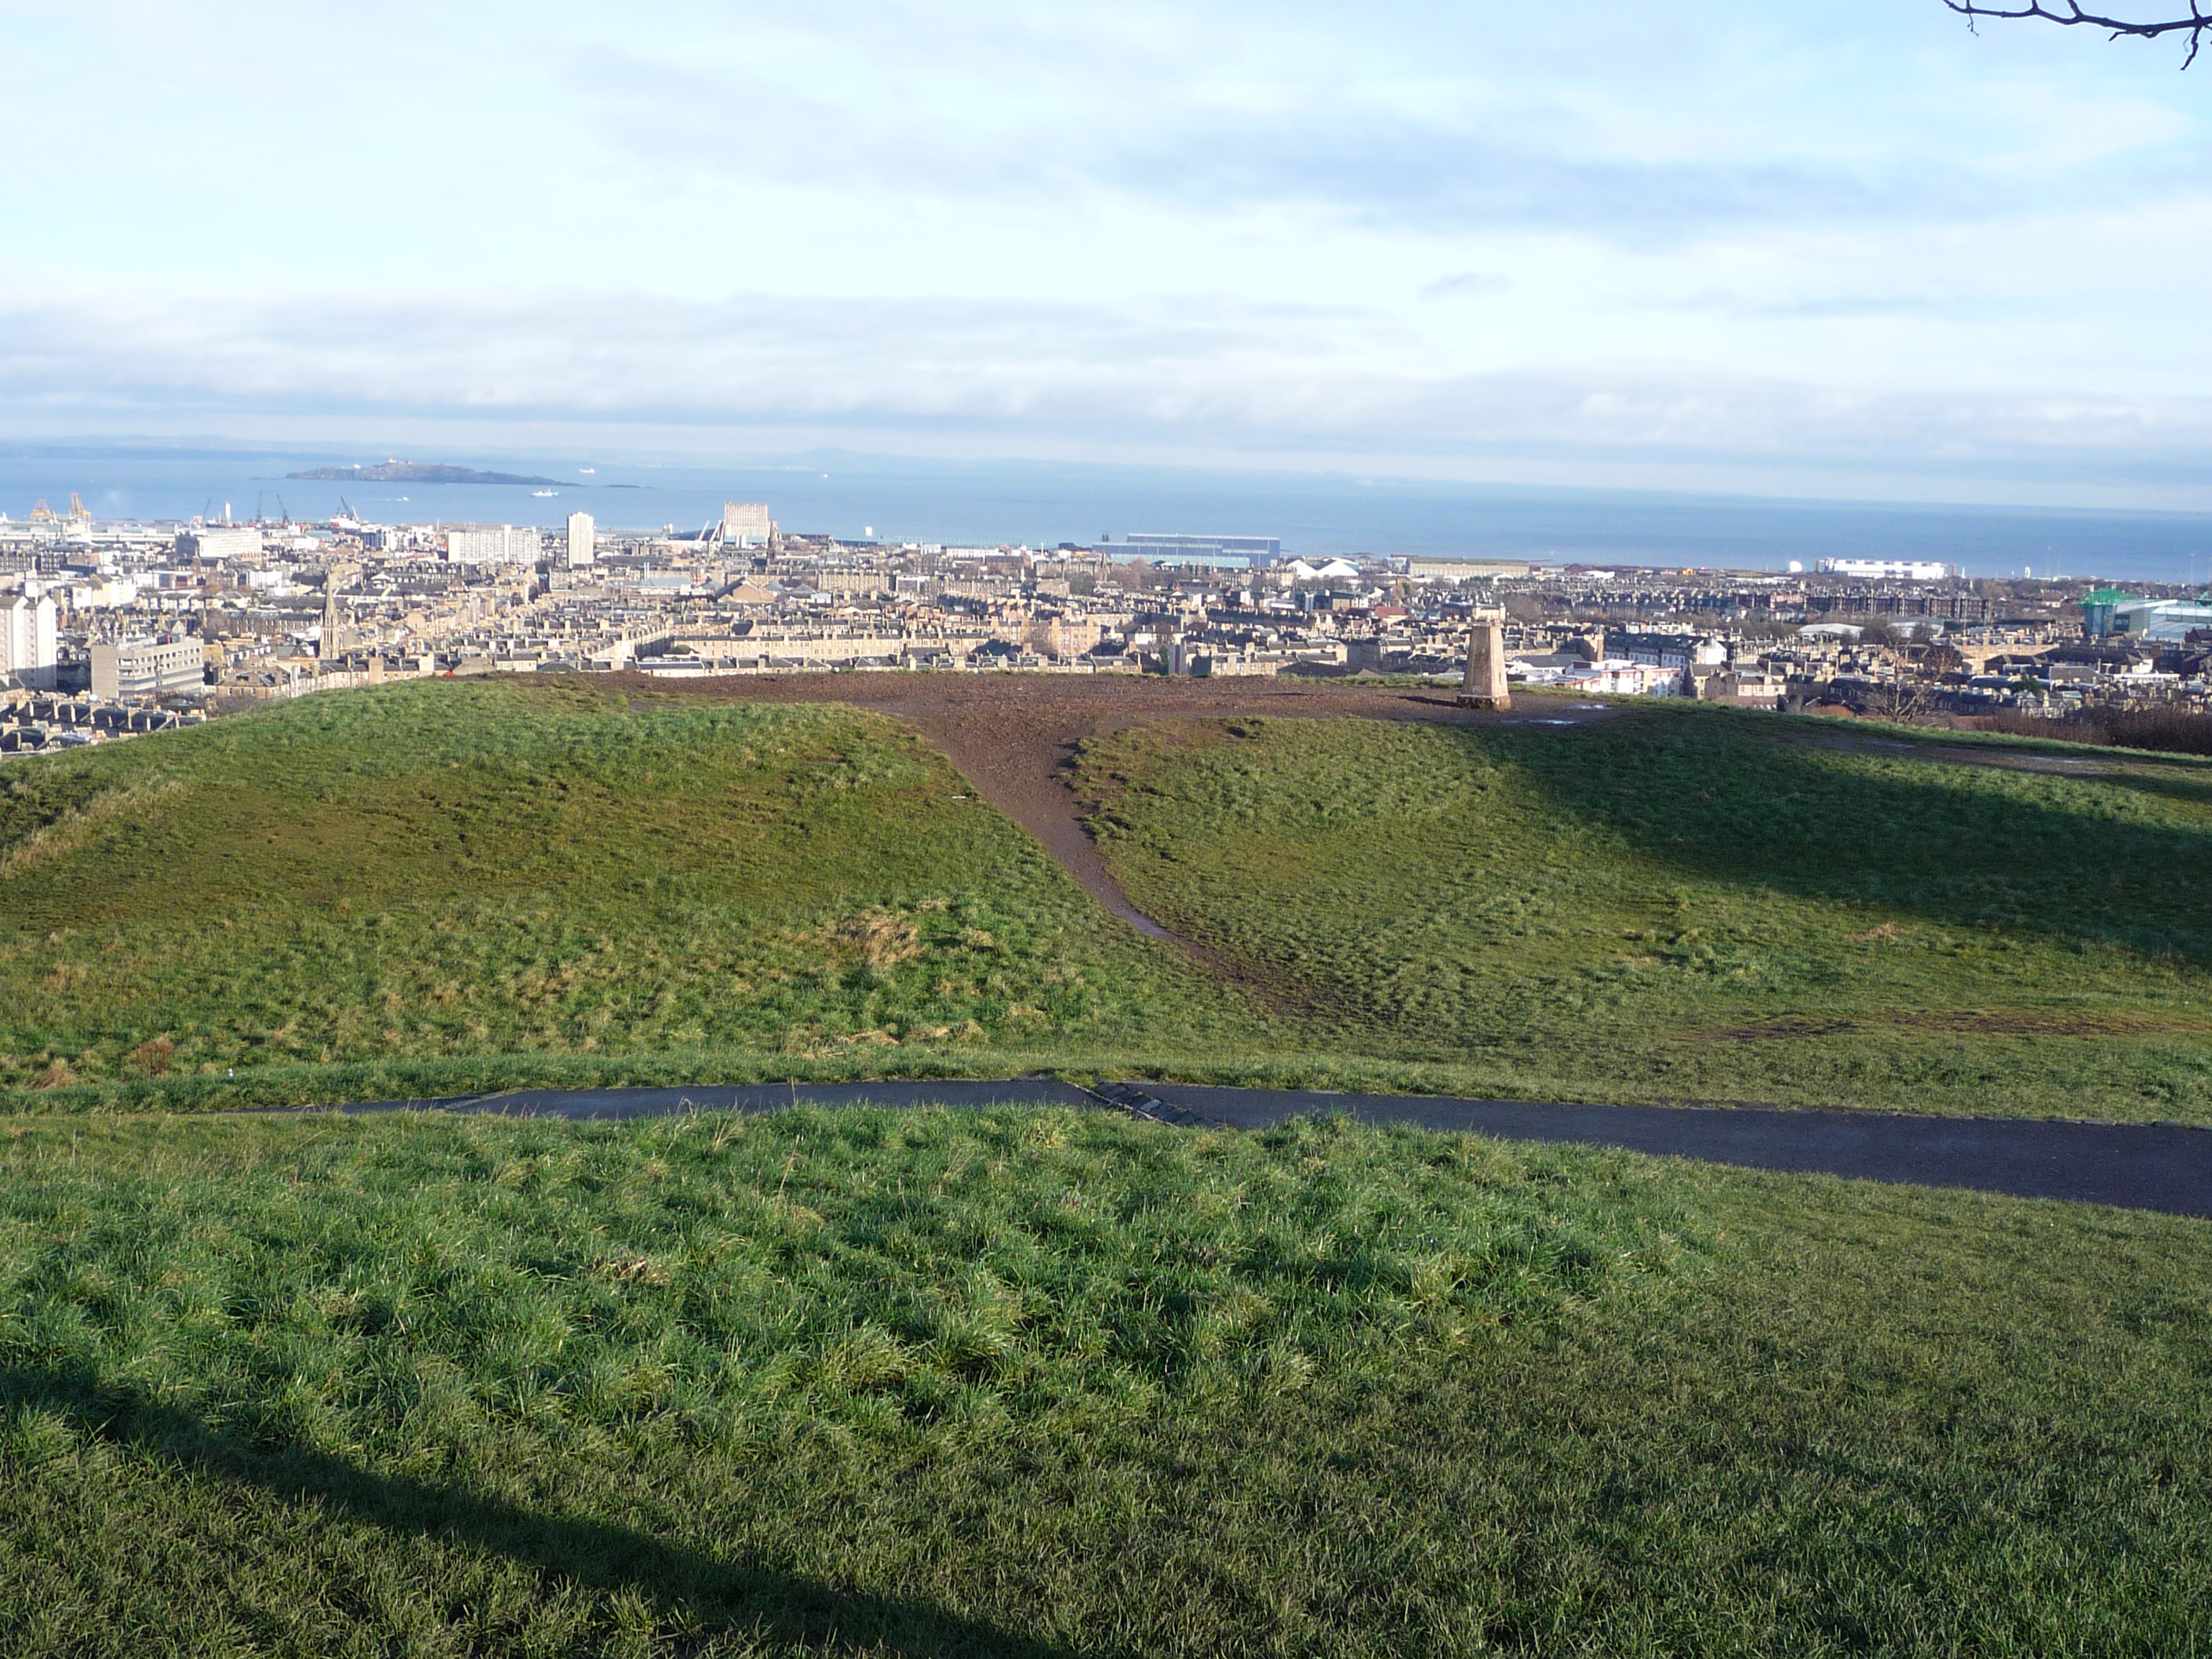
[{"xmin": 338, "ymin": 1079, "xmax": 2212, "ymax": 1220}]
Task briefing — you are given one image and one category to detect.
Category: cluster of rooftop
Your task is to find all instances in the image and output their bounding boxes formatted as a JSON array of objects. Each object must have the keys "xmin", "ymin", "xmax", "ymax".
[{"xmin": 4, "ymin": 490, "xmax": 2205, "ymax": 752}]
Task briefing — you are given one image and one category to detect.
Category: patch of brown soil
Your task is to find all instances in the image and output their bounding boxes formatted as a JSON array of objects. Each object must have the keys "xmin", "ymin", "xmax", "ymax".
[
  {"xmin": 599, "ymin": 672, "xmax": 1608, "ymax": 1006},
  {"xmin": 610, "ymin": 670, "xmax": 1596, "ymax": 935}
]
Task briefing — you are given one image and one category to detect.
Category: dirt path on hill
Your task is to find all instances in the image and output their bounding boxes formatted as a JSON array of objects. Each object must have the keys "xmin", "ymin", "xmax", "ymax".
[{"xmin": 611, "ymin": 672, "xmax": 1609, "ymax": 970}]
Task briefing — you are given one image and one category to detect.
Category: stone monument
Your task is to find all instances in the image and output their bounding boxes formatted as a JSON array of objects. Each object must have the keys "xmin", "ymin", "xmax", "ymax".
[{"xmin": 1457, "ymin": 608, "xmax": 1510, "ymax": 710}]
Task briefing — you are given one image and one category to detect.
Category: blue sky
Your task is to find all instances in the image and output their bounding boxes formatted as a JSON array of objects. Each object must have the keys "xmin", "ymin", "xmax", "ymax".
[{"xmin": 4, "ymin": 0, "xmax": 2211, "ymax": 507}]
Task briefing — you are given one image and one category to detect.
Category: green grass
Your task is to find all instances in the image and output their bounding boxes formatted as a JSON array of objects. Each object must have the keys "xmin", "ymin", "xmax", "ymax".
[
  {"xmin": 2, "ymin": 1107, "xmax": 2206, "ymax": 1655},
  {"xmin": 12, "ymin": 679, "xmax": 2212, "ymax": 1120},
  {"xmin": 0, "ymin": 679, "xmax": 1272, "ymax": 1110},
  {"xmin": 10, "ymin": 675, "xmax": 2210, "ymax": 1654},
  {"xmin": 1076, "ymin": 706, "xmax": 2212, "ymax": 1121}
]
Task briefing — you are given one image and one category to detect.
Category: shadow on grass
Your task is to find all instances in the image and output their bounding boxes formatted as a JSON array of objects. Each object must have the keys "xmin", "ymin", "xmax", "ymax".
[
  {"xmin": 2, "ymin": 1359, "xmax": 1093, "ymax": 1659},
  {"xmin": 1465, "ymin": 707, "xmax": 2212, "ymax": 961},
  {"xmin": 2008, "ymin": 760, "xmax": 2212, "ymax": 816},
  {"xmin": 1783, "ymin": 719, "xmax": 2212, "ymax": 815}
]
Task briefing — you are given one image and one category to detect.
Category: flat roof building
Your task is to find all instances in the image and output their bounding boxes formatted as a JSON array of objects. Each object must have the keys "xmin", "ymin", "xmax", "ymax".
[
  {"xmin": 1817, "ymin": 558, "xmax": 1956, "ymax": 581},
  {"xmin": 180, "ymin": 526, "xmax": 262, "ymax": 562},
  {"xmin": 446, "ymin": 525, "xmax": 541, "ymax": 566},
  {"xmin": 91, "ymin": 637, "xmax": 203, "ymax": 700},
  {"xmin": 722, "ymin": 503, "xmax": 775, "ymax": 546},
  {"xmin": 1406, "ymin": 557, "xmax": 1538, "ymax": 580},
  {"xmin": 2110, "ymin": 596, "xmax": 2212, "ymax": 642},
  {"xmin": 1105, "ymin": 533, "xmax": 1281, "ymax": 569}
]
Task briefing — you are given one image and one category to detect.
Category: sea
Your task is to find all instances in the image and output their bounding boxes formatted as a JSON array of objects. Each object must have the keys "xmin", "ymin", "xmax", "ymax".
[{"xmin": 6, "ymin": 444, "xmax": 2212, "ymax": 586}]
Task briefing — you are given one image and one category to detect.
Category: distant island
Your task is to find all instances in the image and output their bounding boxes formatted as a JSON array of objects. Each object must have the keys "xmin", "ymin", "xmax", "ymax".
[{"xmin": 285, "ymin": 462, "xmax": 563, "ymax": 485}]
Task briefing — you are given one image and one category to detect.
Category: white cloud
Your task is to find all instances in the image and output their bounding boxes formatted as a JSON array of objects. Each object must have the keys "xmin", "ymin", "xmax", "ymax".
[
  {"xmin": 1422, "ymin": 272, "xmax": 1511, "ymax": 300},
  {"xmin": 3, "ymin": 1, "xmax": 2211, "ymax": 505},
  {"xmin": 7, "ymin": 287, "xmax": 2212, "ymax": 504}
]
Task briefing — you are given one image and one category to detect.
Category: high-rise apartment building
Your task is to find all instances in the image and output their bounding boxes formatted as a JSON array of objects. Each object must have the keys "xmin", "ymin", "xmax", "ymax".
[
  {"xmin": 722, "ymin": 503, "xmax": 775, "ymax": 547},
  {"xmin": 446, "ymin": 525, "xmax": 541, "ymax": 566},
  {"xmin": 567, "ymin": 511, "xmax": 595, "ymax": 568},
  {"xmin": 1, "ymin": 590, "xmax": 59, "ymax": 690}
]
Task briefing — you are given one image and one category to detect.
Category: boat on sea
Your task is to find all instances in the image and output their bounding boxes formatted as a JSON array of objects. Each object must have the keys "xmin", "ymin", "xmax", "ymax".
[{"xmin": 532, "ymin": 489, "xmax": 557, "ymax": 497}]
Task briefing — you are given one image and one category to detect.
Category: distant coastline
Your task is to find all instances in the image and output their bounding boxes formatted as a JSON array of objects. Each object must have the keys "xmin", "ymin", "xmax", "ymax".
[
  {"xmin": 286, "ymin": 462, "xmax": 563, "ymax": 486},
  {"xmin": 6, "ymin": 446, "xmax": 2208, "ymax": 580}
]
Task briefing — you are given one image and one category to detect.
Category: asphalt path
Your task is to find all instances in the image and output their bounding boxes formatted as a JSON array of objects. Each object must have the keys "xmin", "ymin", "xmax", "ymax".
[
  {"xmin": 338, "ymin": 1079, "xmax": 2212, "ymax": 1219},
  {"xmin": 1141, "ymin": 1083, "xmax": 2212, "ymax": 1218}
]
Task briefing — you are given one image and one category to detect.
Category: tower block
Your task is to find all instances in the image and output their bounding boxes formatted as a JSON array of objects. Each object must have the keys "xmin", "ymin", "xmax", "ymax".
[{"xmin": 1457, "ymin": 609, "xmax": 1510, "ymax": 710}]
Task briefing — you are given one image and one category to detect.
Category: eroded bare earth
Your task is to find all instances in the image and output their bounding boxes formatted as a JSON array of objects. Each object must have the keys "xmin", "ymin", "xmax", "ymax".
[{"xmin": 615, "ymin": 672, "xmax": 1606, "ymax": 949}]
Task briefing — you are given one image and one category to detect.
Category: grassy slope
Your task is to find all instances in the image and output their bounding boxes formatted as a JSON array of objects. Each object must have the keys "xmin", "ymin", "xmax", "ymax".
[
  {"xmin": 1, "ymin": 1107, "xmax": 2206, "ymax": 1656},
  {"xmin": 0, "ymin": 679, "xmax": 1275, "ymax": 1110},
  {"xmin": 1079, "ymin": 706, "xmax": 2212, "ymax": 1121},
  {"xmin": 11, "ymin": 679, "xmax": 2212, "ymax": 1120}
]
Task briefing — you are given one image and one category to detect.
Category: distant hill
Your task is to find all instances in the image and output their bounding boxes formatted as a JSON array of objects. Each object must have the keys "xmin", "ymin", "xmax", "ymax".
[{"xmin": 285, "ymin": 462, "xmax": 562, "ymax": 485}]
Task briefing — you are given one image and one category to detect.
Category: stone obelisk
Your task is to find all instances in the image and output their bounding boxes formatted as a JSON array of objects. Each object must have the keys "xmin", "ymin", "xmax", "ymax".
[{"xmin": 1457, "ymin": 608, "xmax": 1510, "ymax": 710}]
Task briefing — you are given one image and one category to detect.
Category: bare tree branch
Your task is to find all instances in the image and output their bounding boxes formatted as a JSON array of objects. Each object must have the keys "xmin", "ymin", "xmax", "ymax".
[{"xmin": 1942, "ymin": 1, "xmax": 2212, "ymax": 68}]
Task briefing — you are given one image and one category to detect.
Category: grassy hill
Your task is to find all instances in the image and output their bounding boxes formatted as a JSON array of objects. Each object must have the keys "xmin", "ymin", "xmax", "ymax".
[
  {"xmin": 0, "ymin": 679, "xmax": 1270, "ymax": 1110},
  {"xmin": 1079, "ymin": 707, "xmax": 2212, "ymax": 1122},
  {"xmin": 6, "ymin": 678, "xmax": 2212, "ymax": 1119},
  {"xmin": 4, "ymin": 683, "xmax": 2210, "ymax": 1653},
  {"xmin": 3, "ymin": 1106, "xmax": 2206, "ymax": 1655}
]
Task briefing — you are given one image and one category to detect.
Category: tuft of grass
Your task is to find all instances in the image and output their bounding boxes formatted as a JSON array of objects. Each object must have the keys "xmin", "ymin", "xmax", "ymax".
[
  {"xmin": 0, "ymin": 1107, "xmax": 1665, "ymax": 1451},
  {"xmin": 0, "ymin": 1108, "xmax": 2206, "ymax": 1654}
]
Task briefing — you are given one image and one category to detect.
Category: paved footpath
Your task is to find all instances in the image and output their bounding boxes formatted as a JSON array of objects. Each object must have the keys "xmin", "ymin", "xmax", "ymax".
[{"xmin": 338, "ymin": 1079, "xmax": 2212, "ymax": 1220}]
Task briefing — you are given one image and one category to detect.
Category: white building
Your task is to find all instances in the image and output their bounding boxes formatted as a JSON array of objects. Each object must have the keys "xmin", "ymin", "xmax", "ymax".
[
  {"xmin": 2110, "ymin": 597, "xmax": 2212, "ymax": 642},
  {"xmin": 91, "ymin": 637, "xmax": 203, "ymax": 700},
  {"xmin": 1, "ymin": 591, "xmax": 59, "ymax": 689},
  {"xmin": 66, "ymin": 576, "xmax": 142, "ymax": 609},
  {"xmin": 446, "ymin": 525, "xmax": 541, "ymax": 566},
  {"xmin": 1817, "ymin": 558, "xmax": 1956, "ymax": 581},
  {"xmin": 566, "ymin": 511, "xmax": 595, "ymax": 568},
  {"xmin": 722, "ymin": 502, "xmax": 775, "ymax": 546},
  {"xmin": 182, "ymin": 525, "xmax": 263, "ymax": 562},
  {"xmin": 1406, "ymin": 557, "xmax": 1537, "ymax": 580},
  {"xmin": 1509, "ymin": 654, "xmax": 1681, "ymax": 697},
  {"xmin": 1283, "ymin": 557, "xmax": 1362, "ymax": 582}
]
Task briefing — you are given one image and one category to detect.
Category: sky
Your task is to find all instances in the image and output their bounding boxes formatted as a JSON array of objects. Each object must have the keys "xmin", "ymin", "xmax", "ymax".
[{"xmin": 4, "ymin": 0, "xmax": 2211, "ymax": 508}]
